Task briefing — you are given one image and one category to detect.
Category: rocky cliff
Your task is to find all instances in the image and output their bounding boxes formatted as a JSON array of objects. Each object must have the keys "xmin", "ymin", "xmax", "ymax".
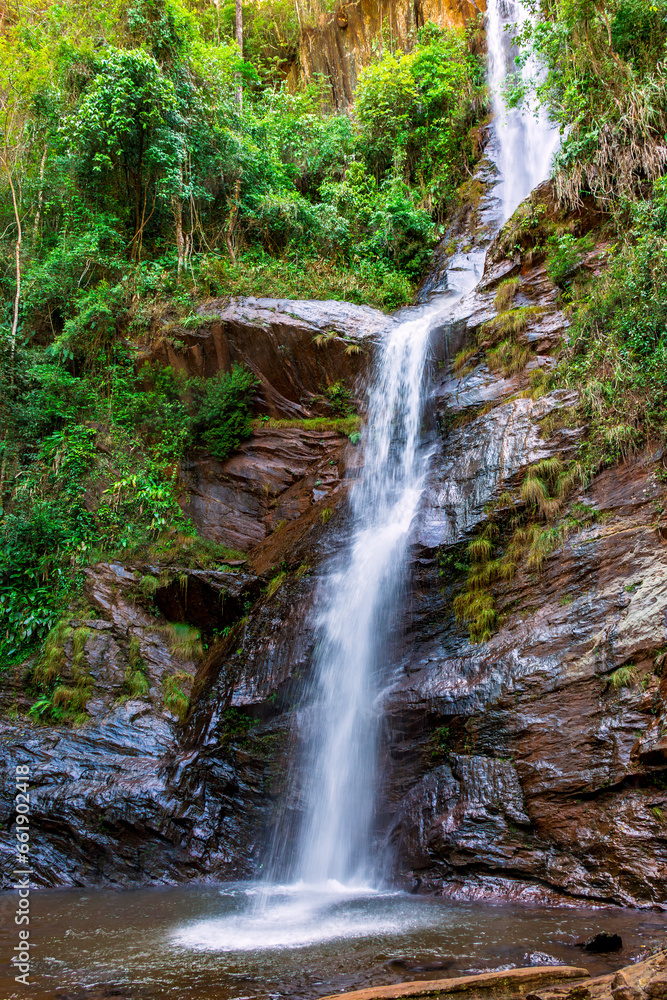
[
  {"xmin": 289, "ymin": 0, "xmax": 485, "ymax": 108},
  {"xmin": 1, "ymin": 181, "xmax": 666, "ymax": 907},
  {"xmin": 383, "ymin": 195, "xmax": 667, "ymax": 908}
]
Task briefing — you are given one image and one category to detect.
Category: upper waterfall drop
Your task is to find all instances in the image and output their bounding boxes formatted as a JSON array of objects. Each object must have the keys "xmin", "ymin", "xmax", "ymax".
[
  {"xmin": 266, "ymin": 0, "xmax": 561, "ymax": 892},
  {"xmin": 486, "ymin": 0, "xmax": 561, "ymax": 220}
]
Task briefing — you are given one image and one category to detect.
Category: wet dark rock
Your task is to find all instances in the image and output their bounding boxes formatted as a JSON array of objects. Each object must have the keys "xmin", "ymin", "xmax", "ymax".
[
  {"xmin": 580, "ymin": 934, "xmax": 623, "ymax": 954},
  {"xmin": 377, "ymin": 212, "xmax": 667, "ymax": 908}
]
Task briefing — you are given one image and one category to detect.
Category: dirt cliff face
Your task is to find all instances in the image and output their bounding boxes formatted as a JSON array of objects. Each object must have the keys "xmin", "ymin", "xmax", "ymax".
[{"xmin": 290, "ymin": 0, "xmax": 485, "ymax": 109}]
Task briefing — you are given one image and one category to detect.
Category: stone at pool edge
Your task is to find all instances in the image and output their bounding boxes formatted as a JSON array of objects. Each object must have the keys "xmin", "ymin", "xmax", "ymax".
[
  {"xmin": 580, "ymin": 934, "xmax": 623, "ymax": 954},
  {"xmin": 318, "ymin": 966, "xmax": 591, "ymax": 1000}
]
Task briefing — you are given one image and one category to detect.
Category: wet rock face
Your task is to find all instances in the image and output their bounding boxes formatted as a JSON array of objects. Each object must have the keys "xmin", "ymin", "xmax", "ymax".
[
  {"xmin": 180, "ymin": 423, "xmax": 354, "ymax": 553},
  {"xmin": 0, "ymin": 704, "xmax": 281, "ymax": 887},
  {"xmin": 0, "ymin": 558, "xmax": 272, "ymax": 888},
  {"xmin": 382, "ymin": 211, "xmax": 667, "ymax": 908},
  {"xmin": 418, "ymin": 388, "xmax": 580, "ymax": 547}
]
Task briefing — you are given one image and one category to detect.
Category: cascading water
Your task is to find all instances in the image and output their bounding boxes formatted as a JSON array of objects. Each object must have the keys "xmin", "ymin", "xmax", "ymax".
[
  {"xmin": 486, "ymin": 0, "xmax": 560, "ymax": 219},
  {"xmin": 271, "ymin": 0, "xmax": 561, "ymax": 893},
  {"xmin": 174, "ymin": 1, "xmax": 561, "ymax": 951},
  {"xmin": 286, "ymin": 298, "xmax": 446, "ymax": 887}
]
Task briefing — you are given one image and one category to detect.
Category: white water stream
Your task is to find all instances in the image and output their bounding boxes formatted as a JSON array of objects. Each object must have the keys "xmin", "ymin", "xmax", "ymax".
[
  {"xmin": 178, "ymin": 0, "xmax": 561, "ymax": 950},
  {"xmin": 281, "ymin": 0, "xmax": 560, "ymax": 891},
  {"xmin": 486, "ymin": 0, "xmax": 560, "ymax": 220}
]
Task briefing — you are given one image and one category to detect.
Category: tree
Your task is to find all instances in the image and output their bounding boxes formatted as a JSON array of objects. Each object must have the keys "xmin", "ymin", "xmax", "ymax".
[
  {"xmin": 0, "ymin": 29, "xmax": 51, "ymax": 358},
  {"xmin": 235, "ymin": 0, "xmax": 243, "ymax": 109},
  {"xmin": 65, "ymin": 48, "xmax": 185, "ymax": 260}
]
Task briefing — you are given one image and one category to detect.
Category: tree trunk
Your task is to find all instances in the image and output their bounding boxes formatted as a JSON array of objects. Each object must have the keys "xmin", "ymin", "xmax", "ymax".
[
  {"xmin": 3, "ymin": 160, "xmax": 22, "ymax": 360},
  {"xmin": 213, "ymin": 0, "xmax": 221, "ymax": 44},
  {"xmin": 33, "ymin": 144, "xmax": 47, "ymax": 237},
  {"xmin": 225, "ymin": 177, "xmax": 241, "ymax": 265},
  {"xmin": 235, "ymin": 0, "xmax": 243, "ymax": 110},
  {"xmin": 173, "ymin": 195, "xmax": 185, "ymax": 275}
]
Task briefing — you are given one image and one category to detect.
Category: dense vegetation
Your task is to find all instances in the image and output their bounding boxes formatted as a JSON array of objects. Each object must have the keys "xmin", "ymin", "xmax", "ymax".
[
  {"xmin": 0, "ymin": 0, "xmax": 485, "ymax": 664},
  {"xmin": 450, "ymin": 0, "xmax": 667, "ymax": 643},
  {"xmin": 4, "ymin": 0, "xmax": 667, "ymax": 662},
  {"xmin": 513, "ymin": 0, "xmax": 667, "ymax": 463}
]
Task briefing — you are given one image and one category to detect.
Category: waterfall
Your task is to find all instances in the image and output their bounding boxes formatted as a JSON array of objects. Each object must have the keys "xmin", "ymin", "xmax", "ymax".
[
  {"xmin": 267, "ymin": 0, "xmax": 560, "ymax": 891},
  {"xmin": 288, "ymin": 299, "xmax": 443, "ymax": 885},
  {"xmin": 486, "ymin": 0, "xmax": 560, "ymax": 219}
]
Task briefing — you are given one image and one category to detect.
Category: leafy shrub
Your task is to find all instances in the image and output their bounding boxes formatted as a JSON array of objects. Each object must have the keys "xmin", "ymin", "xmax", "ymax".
[
  {"xmin": 517, "ymin": 1, "xmax": 667, "ymax": 207},
  {"xmin": 323, "ymin": 380, "xmax": 353, "ymax": 417},
  {"xmin": 355, "ymin": 22, "xmax": 483, "ymax": 212},
  {"xmin": 163, "ymin": 669, "xmax": 194, "ymax": 721},
  {"xmin": 190, "ymin": 364, "xmax": 258, "ymax": 461},
  {"xmin": 545, "ymin": 234, "xmax": 593, "ymax": 288},
  {"xmin": 611, "ymin": 0, "xmax": 667, "ymax": 68},
  {"xmin": 0, "ymin": 502, "xmax": 84, "ymax": 663},
  {"xmin": 556, "ymin": 177, "xmax": 667, "ymax": 467}
]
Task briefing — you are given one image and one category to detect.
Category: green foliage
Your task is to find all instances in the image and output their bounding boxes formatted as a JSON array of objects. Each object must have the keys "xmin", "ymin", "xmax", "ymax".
[
  {"xmin": 199, "ymin": 248, "xmax": 413, "ymax": 310},
  {"xmin": 486, "ymin": 339, "xmax": 532, "ymax": 377},
  {"xmin": 165, "ymin": 623, "xmax": 203, "ymax": 661},
  {"xmin": 545, "ymin": 234, "xmax": 594, "ymax": 288},
  {"xmin": 481, "ymin": 306, "xmax": 543, "ymax": 345},
  {"xmin": 451, "ymin": 524, "xmax": 510, "ymax": 644},
  {"xmin": 515, "ymin": 0, "xmax": 667, "ymax": 208},
  {"xmin": 0, "ymin": 499, "xmax": 86, "ymax": 663},
  {"xmin": 555, "ymin": 177, "xmax": 667, "ymax": 468},
  {"xmin": 162, "ymin": 668, "xmax": 194, "ymax": 721},
  {"xmin": 355, "ymin": 22, "xmax": 486, "ymax": 221},
  {"xmin": 27, "ymin": 619, "xmax": 93, "ymax": 722},
  {"xmin": 190, "ymin": 364, "xmax": 258, "ymax": 461},
  {"xmin": 253, "ymin": 415, "xmax": 360, "ymax": 434},
  {"xmin": 0, "ymin": 343, "xmax": 252, "ymax": 663},
  {"xmin": 64, "ymin": 47, "xmax": 183, "ymax": 251},
  {"xmin": 322, "ymin": 380, "xmax": 353, "ymax": 417},
  {"xmin": 266, "ymin": 570, "xmax": 287, "ymax": 598},
  {"xmin": 608, "ymin": 664, "xmax": 637, "ymax": 689},
  {"xmin": 222, "ymin": 706, "xmax": 255, "ymax": 736},
  {"xmin": 0, "ymin": 11, "xmax": 485, "ymax": 352},
  {"xmin": 494, "ymin": 278, "xmax": 520, "ymax": 312},
  {"xmin": 610, "ymin": 0, "xmax": 667, "ymax": 69},
  {"xmin": 124, "ymin": 635, "xmax": 150, "ymax": 697},
  {"xmin": 0, "ymin": 0, "xmax": 487, "ymax": 671},
  {"xmin": 429, "ymin": 725, "xmax": 451, "ymax": 759}
]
